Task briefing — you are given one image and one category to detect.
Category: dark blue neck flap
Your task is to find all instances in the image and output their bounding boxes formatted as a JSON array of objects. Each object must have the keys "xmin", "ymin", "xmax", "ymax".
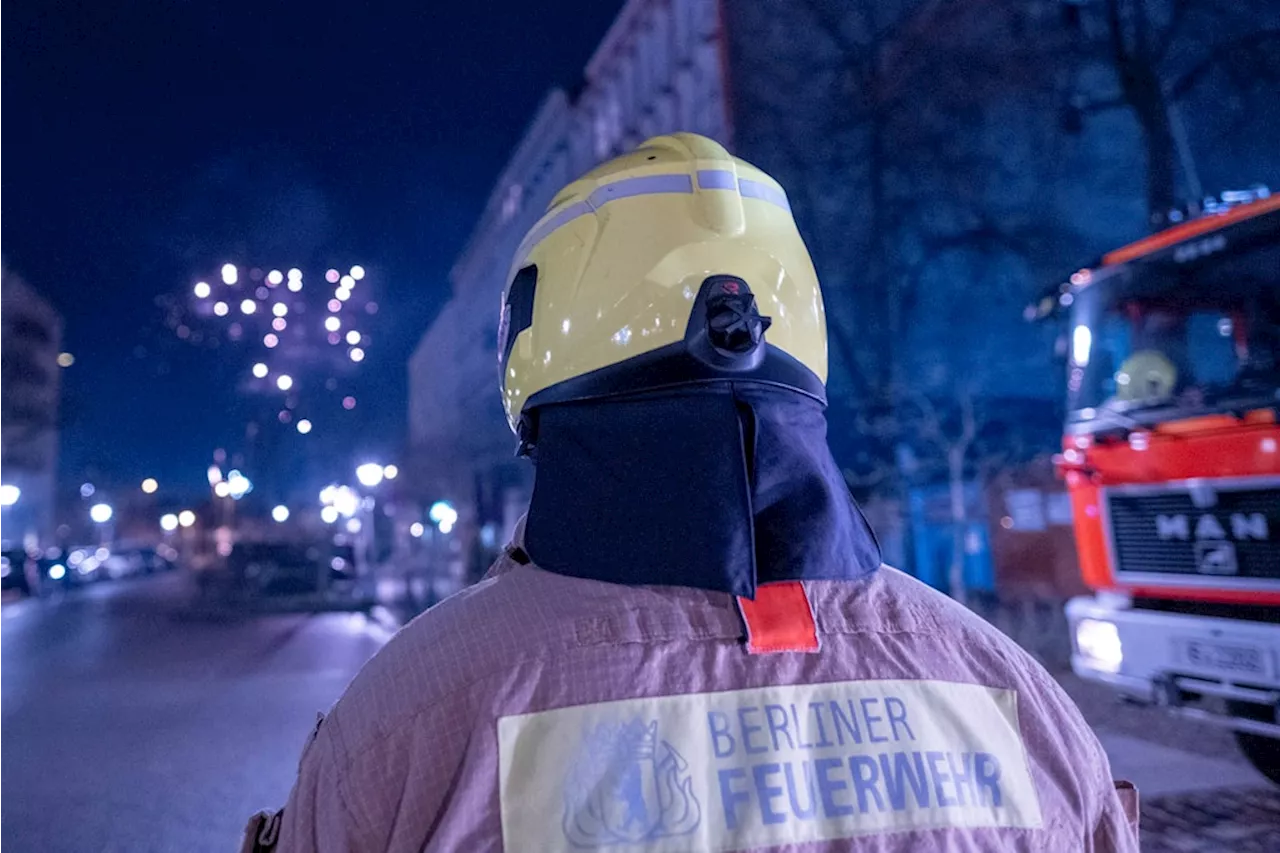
[{"xmin": 523, "ymin": 384, "xmax": 881, "ymax": 598}]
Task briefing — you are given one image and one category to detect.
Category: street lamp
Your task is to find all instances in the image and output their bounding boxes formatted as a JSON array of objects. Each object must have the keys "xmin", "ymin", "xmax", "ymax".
[
  {"xmin": 429, "ymin": 500, "xmax": 458, "ymax": 535},
  {"xmin": 333, "ymin": 487, "xmax": 360, "ymax": 517},
  {"xmin": 226, "ymin": 471, "xmax": 253, "ymax": 500},
  {"xmin": 0, "ymin": 484, "xmax": 20, "ymax": 507},
  {"xmin": 355, "ymin": 463, "xmax": 384, "ymax": 488}
]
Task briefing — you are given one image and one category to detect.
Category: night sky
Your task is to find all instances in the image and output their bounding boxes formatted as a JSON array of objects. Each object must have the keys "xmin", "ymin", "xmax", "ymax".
[{"xmin": 3, "ymin": 1, "xmax": 623, "ymax": 502}]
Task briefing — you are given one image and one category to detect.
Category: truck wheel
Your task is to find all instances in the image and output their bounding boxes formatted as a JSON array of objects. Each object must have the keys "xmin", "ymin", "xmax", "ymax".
[{"xmin": 1234, "ymin": 731, "xmax": 1280, "ymax": 786}]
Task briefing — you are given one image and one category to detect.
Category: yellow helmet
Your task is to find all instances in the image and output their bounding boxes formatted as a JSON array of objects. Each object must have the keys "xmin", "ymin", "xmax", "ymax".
[
  {"xmin": 1114, "ymin": 350, "xmax": 1178, "ymax": 402},
  {"xmin": 498, "ymin": 132, "xmax": 828, "ymax": 444}
]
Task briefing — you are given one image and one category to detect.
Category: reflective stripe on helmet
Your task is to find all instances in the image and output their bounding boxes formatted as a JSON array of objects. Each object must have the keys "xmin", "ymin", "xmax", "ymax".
[{"xmin": 514, "ymin": 170, "xmax": 791, "ymax": 266}]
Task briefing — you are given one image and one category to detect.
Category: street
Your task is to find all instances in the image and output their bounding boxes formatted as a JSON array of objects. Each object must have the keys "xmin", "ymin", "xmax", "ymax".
[
  {"xmin": 1, "ymin": 574, "xmax": 388, "ymax": 852},
  {"xmin": 3, "ymin": 574, "xmax": 1278, "ymax": 852}
]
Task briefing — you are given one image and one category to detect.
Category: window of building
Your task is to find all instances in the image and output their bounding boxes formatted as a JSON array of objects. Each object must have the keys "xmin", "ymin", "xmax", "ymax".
[
  {"xmin": 10, "ymin": 318, "xmax": 51, "ymax": 346},
  {"xmin": 594, "ymin": 93, "xmax": 622, "ymax": 159},
  {"xmin": 501, "ymin": 184, "xmax": 524, "ymax": 222}
]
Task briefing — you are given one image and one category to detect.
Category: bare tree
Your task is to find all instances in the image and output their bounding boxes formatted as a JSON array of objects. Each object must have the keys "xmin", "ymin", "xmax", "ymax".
[{"xmin": 1061, "ymin": 0, "xmax": 1280, "ymax": 226}]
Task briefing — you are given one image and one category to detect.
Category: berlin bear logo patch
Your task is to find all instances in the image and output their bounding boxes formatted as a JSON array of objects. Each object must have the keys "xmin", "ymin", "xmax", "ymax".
[{"xmin": 562, "ymin": 718, "xmax": 701, "ymax": 846}]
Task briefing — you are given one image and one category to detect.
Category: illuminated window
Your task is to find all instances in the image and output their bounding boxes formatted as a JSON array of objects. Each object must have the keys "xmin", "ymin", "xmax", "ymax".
[
  {"xmin": 501, "ymin": 184, "xmax": 524, "ymax": 222},
  {"xmin": 593, "ymin": 94, "xmax": 622, "ymax": 159}
]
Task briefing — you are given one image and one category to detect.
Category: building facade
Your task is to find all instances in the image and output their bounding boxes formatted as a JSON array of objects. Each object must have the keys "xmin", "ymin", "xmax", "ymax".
[{"xmin": 1, "ymin": 267, "xmax": 63, "ymax": 548}]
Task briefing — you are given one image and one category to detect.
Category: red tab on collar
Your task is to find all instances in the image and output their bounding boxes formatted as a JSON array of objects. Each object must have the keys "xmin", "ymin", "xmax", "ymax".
[{"xmin": 736, "ymin": 581, "xmax": 819, "ymax": 654}]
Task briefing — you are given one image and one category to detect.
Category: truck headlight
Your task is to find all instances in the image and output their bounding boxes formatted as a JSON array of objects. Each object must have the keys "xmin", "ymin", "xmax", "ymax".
[{"xmin": 1076, "ymin": 618, "xmax": 1123, "ymax": 673}]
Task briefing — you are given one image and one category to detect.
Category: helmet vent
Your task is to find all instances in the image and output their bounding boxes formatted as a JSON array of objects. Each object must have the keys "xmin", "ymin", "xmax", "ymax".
[{"xmin": 499, "ymin": 265, "xmax": 538, "ymax": 370}]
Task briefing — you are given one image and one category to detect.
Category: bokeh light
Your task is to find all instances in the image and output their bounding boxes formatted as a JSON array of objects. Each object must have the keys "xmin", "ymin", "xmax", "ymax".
[
  {"xmin": 221, "ymin": 264, "xmax": 238, "ymax": 285},
  {"xmin": 194, "ymin": 281, "xmax": 211, "ymax": 298},
  {"xmin": 356, "ymin": 463, "xmax": 384, "ymax": 488},
  {"xmin": 297, "ymin": 419, "xmax": 312, "ymax": 434},
  {"xmin": 252, "ymin": 362, "xmax": 269, "ymax": 378},
  {"xmin": 263, "ymin": 334, "xmax": 279, "ymax": 348},
  {"xmin": 383, "ymin": 465, "xmax": 399, "ymax": 480},
  {"xmin": 240, "ymin": 299, "xmax": 257, "ymax": 315},
  {"xmin": 350, "ymin": 265, "xmax": 365, "ymax": 280},
  {"xmin": 343, "ymin": 396, "xmax": 356, "ymax": 410},
  {"xmin": 349, "ymin": 347, "xmax": 365, "ymax": 363},
  {"xmin": 340, "ymin": 274, "xmax": 355, "ymax": 289},
  {"xmin": 141, "ymin": 478, "xmax": 158, "ymax": 494},
  {"xmin": 178, "ymin": 510, "xmax": 197, "ymax": 528},
  {"xmin": 276, "ymin": 374, "xmax": 293, "ymax": 391},
  {"xmin": 267, "ymin": 270, "xmax": 283, "ymax": 285},
  {"xmin": 345, "ymin": 330, "xmax": 361, "ymax": 345},
  {"xmin": 328, "ymin": 299, "xmax": 342, "ymax": 312},
  {"xmin": 214, "ymin": 301, "xmax": 229, "ymax": 316},
  {"xmin": 336, "ymin": 287, "xmax": 351, "ymax": 302},
  {"xmin": 272, "ymin": 302, "xmax": 288, "ymax": 317},
  {"xmin": 160, "ymin": 514, "xmax": 179, "ymax": 532},
  {"xmin": 272, "ymin": 317, "xmax": 287, "ymax": 332},
  {"xmin": 325, "ymin": 269, "xmax": 340, "ymax": 283},
  {"xmin": 271, "ymin": 505, "xmax": 290, "ymax": 523}
]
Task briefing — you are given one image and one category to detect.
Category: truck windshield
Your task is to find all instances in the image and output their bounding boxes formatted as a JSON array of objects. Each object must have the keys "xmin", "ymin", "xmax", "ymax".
[{"xmin": 1067, "ymin": 244, "xmax": 1279, "ymax": 424}]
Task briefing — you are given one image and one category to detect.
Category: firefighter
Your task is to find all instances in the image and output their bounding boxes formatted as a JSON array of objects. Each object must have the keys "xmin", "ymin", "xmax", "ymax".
[{"xmin": 244, "ymin": 133, "xmax": 1139, "ymax": 851}]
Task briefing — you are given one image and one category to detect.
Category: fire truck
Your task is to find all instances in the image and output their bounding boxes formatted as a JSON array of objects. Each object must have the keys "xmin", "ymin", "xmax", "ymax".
[{"xmin": 1029, "ymin": 189, "xmax": 1280, "ymax": 784}]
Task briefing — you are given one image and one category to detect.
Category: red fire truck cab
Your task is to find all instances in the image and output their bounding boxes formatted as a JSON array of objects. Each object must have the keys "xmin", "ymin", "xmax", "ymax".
[{"xmin": 1031, "ymin": 190, "xmax": 1280, "ymax": 784}]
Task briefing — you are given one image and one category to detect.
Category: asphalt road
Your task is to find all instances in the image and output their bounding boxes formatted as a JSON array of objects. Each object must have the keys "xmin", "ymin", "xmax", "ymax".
[{"xmin": 1, "ymin": 573, "xmax": 388, "ymax": 852}]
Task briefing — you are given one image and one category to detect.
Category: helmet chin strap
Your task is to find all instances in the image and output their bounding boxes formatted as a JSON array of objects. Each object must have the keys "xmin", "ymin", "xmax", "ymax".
[{"xmin": 522, "ymin": 384, "xmax": 881, "ymax": 598}]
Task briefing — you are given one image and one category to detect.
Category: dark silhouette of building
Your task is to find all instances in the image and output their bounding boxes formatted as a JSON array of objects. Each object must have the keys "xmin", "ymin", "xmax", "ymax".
[{"xmin": 2, "ymin": 266, "xmax": 63, "ymax": 547}]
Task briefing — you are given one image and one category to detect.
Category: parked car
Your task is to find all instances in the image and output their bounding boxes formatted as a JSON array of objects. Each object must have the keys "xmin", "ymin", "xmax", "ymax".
[
  {"xmin": 1, "ymin": 548, "xmax": 35, "ymax": 595},
  {"xmin": 64, "ymin": 546, "xmax": 108, "ymax": 584}
]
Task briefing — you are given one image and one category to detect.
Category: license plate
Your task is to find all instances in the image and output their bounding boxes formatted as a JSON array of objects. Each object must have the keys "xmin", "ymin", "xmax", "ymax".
[{"xmin": 1179, "ymin": 639, "xmax": 1269, "ymax": 678}]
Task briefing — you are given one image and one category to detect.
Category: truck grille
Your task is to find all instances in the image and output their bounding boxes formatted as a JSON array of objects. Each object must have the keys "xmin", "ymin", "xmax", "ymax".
[{"xmin": 1106, "ymin": 481, "xmax": 1280, "ymax": 583}]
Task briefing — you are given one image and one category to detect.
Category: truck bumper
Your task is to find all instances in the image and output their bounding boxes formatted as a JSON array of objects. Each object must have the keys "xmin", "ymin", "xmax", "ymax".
[{"xmin": 1066, "ymin": 595, "xmax": 1280, "ymax": 738}]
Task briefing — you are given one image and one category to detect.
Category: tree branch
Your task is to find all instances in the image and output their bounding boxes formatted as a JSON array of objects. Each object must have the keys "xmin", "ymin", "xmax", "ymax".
[{"xmin": 1169, "ymin": 29, "xmax": 1280, "ymax": 99}]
